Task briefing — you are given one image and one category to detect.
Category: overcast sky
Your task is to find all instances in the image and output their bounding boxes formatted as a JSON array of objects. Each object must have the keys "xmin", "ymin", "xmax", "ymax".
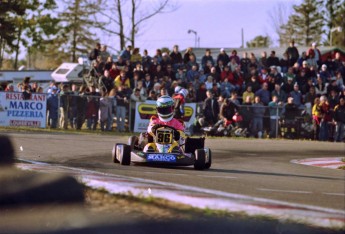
[{"xmin": 103, "ymin": 0, "xmax": 302, "ymax": 55}]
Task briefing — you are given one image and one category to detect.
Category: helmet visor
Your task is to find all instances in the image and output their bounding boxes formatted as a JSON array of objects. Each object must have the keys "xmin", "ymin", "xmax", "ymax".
[{"xmin": 157, "ymin": 106, "xmax": 173, "ymax": 116}]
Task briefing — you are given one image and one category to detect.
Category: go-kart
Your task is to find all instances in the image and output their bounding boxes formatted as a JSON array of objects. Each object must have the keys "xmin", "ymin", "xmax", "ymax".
[{"xmin": 112, "ymin": 125, "xmax": 212, "ymax": 170}]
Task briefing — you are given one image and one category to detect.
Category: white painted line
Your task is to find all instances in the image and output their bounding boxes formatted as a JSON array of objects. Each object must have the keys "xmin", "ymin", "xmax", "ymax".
[
  {"xmin": 323, "ymin": 193, "xmax": 345, "ymax": 197},
  {"xmin": 197, "ymin": 175, "xmax": 237, "ymax": 179},
  {"xmin": 257, "ymin": 188, "xmax": 312, "ymax": 194}
]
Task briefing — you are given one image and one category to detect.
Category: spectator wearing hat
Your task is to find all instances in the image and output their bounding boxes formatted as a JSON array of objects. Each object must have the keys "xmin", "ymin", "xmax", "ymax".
[
  {"xmin": 323, "ymin": 55, "xmax": 336, "ymax": 76},
  {"xmin": 282, "ymin": 76, "xmax": 295, "ymax": 94},
  {"xmin": 285, "ymin": 39, "xmax": 299, "ymax": 66},
  {"xmin": 319, "ymin": 64, "xmax": 332, "ymax": 84},
  {"xmin": 217, "ymin": 48, "xmax": 229, "ymax": 66},
  {"xmin": 283, "ymin": 67, "xmax": 296, "ymax": 83}
]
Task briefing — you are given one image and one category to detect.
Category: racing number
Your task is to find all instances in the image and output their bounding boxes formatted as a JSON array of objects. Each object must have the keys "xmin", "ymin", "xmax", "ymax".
[{"xmin": 157, "ymin": 132, "xmax": 172, "ymax": 144}]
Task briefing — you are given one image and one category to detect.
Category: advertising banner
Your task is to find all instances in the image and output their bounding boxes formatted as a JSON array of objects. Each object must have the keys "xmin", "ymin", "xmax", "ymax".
[
  {"xmin": 0, "ymin": 92, "xmax": 47, "ymax": 128},
  {"xmin": 133, "ymin": 100, "xmax": 196, "ymax": 134}
]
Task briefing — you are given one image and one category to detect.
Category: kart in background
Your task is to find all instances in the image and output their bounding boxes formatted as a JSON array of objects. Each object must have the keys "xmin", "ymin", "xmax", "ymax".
[{"xmin": 112, "ymin": 126, "xmax": 211, "ymax": 170}]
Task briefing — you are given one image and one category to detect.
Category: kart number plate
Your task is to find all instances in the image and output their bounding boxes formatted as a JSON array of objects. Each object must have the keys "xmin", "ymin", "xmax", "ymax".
[{"xmin": 156, "ymin": 129, "xmax": 173, "ymax": 144}]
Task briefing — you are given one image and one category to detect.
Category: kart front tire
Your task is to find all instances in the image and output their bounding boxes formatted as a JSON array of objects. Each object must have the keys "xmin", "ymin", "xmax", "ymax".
[
  {"xmin": 118, "ymin": 144, "xmax": 131, "ymax": 166},
  {"xmin": 194, "ymin": 149, "xmax": 206, "ymax": 170},
  {"xmin": 112, "ymin": 143, "xmax": 124, "ymax": 163}
]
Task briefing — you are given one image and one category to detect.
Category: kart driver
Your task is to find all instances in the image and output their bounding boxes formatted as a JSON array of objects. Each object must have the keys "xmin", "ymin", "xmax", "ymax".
[{"xmin": 143, "ymin": 95, "xmax": 186, "ymax": 153}]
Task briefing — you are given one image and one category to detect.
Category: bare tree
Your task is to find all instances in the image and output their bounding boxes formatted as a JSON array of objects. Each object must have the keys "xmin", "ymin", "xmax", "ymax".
[
  {"xmin": 267, "ymin": 2, "xmax": 293, "ymax": 47},
  {"xmin": 97, "ymin": 0, "xmax": 178, "ymax": 51}
]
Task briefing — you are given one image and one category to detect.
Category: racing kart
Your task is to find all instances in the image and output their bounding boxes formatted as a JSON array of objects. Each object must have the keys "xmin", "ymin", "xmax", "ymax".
[{"xmin": 112, "ymin": 125, "xmax": 212, "ymax": 170}]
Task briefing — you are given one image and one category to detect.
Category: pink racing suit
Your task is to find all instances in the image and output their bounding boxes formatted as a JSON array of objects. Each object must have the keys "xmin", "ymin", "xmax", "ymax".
[{"xmin": 147, "ymin": 116, "xmax": 184, "ymax": 135}]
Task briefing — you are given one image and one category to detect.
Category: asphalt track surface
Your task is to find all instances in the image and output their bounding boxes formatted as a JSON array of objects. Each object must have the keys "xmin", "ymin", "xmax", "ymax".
[{"xmin": 6, "ymin": 132, "xmax": 344, "ymax": 211}]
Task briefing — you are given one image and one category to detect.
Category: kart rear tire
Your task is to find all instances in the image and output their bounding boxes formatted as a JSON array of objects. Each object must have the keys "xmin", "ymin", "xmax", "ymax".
[
  {"xmin": 205, "ymin": 149, "xmax": 212, "ymax": 169},
  {"xmin": 194, "ymin": 149, "xmax": 206, "ymax": 170},
  {"xmin": 118, "ymin": 144, "xmax": 131, "ymax": 166},
  {"xmin": 112, "ymin": 143, "xmax": 124, "ymax": 163},
  {"xmin": 128, "ymin": 136, "xmax": 139, "ymax": 150}
]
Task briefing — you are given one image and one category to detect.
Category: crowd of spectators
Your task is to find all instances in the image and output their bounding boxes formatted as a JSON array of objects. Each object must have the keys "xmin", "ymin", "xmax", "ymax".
[{"xmin": 1, "ymin": 41, "xmax": 345, "ymax": 142}]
